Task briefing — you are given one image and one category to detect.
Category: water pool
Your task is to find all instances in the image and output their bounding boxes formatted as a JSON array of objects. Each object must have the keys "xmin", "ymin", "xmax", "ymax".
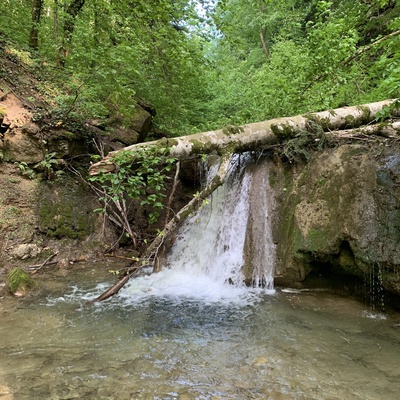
[{"xmin": 1, "ymin": 267, "xmax": 400, "ymax": 400}]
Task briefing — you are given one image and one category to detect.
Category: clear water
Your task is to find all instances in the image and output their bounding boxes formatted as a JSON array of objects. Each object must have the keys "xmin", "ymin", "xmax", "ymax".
[
  {"xmin": 2, "ymin": 155, "xmax": 399, "ymax": 399},
  {"xmin": 1, "ymin": 267, "xmax": 400, "ymax": 400}
]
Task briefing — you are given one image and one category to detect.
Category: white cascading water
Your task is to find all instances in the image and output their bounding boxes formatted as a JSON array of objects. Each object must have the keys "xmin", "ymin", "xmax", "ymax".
[
  {"xmin": 167, "ymin": 156, "xmax": 252, "ymax": 286},
  {"xmin": 119, "ymin": 154, "xmax": 276, "ymax": 304},
  {"xmin": 245, "ymin": 158, "xmax": 276, "ymax": 290}
]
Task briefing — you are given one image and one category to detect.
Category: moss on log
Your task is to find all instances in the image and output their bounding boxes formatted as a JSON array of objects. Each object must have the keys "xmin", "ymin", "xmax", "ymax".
[{"xmin": 89, "ymin": 99, "xmax": 398, "ymax": 176}]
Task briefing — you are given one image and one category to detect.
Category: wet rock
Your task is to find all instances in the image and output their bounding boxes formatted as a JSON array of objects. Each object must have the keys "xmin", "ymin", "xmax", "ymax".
[
  {"xmin": 179, "ymin": 159, "xmax": 202, "ymax": 187},
  {"xmin": 275, "ymin": 144, "xmax": 400, "ymax": 299},
  {"xmin": 10, "ymin": 244, "xmax": 41, "ymax": 260},
  {"xmin": 58, "ymin": 259, "xmax": 73, "ymax": 270}
]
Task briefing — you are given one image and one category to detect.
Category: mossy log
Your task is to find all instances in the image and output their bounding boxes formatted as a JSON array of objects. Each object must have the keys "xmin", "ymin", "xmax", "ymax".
[
  {"xmin": 89, "ymin": 99, "xmax": 398, "ymax": 176},
  {"xmin": 90, "ymin": 99, "xmax": 399, "ymax": 302},
  {"xmin": 326, "ymin": 120, "xmax": 400, "ymax": 140}
]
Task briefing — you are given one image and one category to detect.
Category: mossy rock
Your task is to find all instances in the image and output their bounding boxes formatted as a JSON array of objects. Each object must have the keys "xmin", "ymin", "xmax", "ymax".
[
  {"xmin": 37, "ymin": 177, "xmax": 95, "ymax": 240},
  {"xmin": 7, "ymin": 267, "xmax": 37, "ymax": 296}
]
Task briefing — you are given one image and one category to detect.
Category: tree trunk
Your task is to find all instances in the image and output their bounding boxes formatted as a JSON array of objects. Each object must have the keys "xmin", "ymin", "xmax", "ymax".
[
  {"xmin": 90, "ymin": 99, "xmax": 398, "ymax": 176},
  {"xmin": 89, "ymin": 99, "xmax": 400, "ymax": 302},
  {"xmin": 259, "ymin": 31, "xmax": 269, "ymax": 59},
  {"xmin": 54, "ymin": 0, "xmax": 60, "ymax": 65},
  {"xmin": 60, "ymin": 0, "xmax": 86, "ymax": 65},
  {"xmin": 29, "ymin": 0, "xmax": 44, "ymax": 50}
]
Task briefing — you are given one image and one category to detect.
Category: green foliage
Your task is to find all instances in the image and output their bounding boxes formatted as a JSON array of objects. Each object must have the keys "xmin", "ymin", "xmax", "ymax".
[
  {"xmin": 368, "ymin": 16, "xmax": 400, "ymax": 100},
  {"xmin": 375, "ymin": 99, "xmax": 400, "ymax": 122},
  {"xmin": 35, "ymin": 152, "xmax": 59, "ymax": 180},
  {"xmin": 204, "ymin": 0, "xmax": 400, "ymax": 128},
  {"xmin": 14, "ymin": 162, "xmax": 36, "ymax": 179},
  {"xmin": 7, "ymin": 267, "xmax": 37, "ymax": 294},
  {"xmin": 1, "ymin": 0, "xmax": 400, "ymax": 134},
  {"xmin": 0, "ymin": 1, "xmax": 31, "ymax": 44},
  {"xmin": 1, "ymin": 0, "xmax": 210, "ymax": 134},
  {"xmin": 89, "ymin": 147, "xmax": 176, "ymax": 225}
]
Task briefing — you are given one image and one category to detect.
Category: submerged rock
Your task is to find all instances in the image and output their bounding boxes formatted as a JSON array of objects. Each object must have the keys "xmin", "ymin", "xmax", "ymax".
[{"xmin": 0, "ymin": 384, "xmax": 13, "ymax": 400}]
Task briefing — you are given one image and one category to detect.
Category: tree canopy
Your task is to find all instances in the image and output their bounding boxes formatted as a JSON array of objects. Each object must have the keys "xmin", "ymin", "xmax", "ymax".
[{"xmin": 1, "ymin": 0, "xmax": 399, "ymax": 134}]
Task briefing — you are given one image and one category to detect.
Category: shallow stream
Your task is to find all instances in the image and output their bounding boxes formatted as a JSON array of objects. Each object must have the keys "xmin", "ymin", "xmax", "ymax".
[
  {"xmin": 1, "ymin": 265, "xmax": 400, "ymax": 400},
  {"xmin": 2, "ymin": 157, "xmax": 400, "ymax": 399}
]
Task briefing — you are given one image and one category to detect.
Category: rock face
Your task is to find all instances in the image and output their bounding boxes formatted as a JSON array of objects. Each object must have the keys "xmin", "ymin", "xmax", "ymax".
[
  {"xmin": 0, "ymin": 92, "xmax": 89, "ymax": 163},
  {"xmin": 0, "ymin": 163, "xmax": 117, "ymax": 271},
  {"xmin": 85, "ymin": 97, "xmax": 157, "ymax": 151},
  {"xmin": 0, "ymin": 89, "xmax": 128, "ymax": 273},
  {"xmin": 0, "ymin": 90, "xmax": 157, "ymax": 163},
  {"xmin": 273, "ymin": 144, "xmax": 400, "ymax": 299}
]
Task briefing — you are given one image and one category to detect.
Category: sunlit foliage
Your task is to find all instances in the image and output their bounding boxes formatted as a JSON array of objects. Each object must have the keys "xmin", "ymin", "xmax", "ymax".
[{"xmin": 1, "ymin": 0, "xmax": 399, "ymax": 133}]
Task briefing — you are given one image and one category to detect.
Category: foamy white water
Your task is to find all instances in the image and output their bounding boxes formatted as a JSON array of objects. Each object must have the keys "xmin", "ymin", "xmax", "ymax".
[
  {"xmin": 118, "ymin": 270, "xmax": 258, "ymax": 305},
  {"xmin": 119, "ymin": 154, "xmax": 276, "ymax": 305}
]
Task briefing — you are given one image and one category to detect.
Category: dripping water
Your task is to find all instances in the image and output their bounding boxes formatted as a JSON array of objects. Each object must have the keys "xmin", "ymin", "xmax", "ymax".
[
  {"xmin": 362, "ymin": 259, "xmax": 386, "ymax": 318},
  {"xmin": 370, "ymin": 262, "xmax": 386, "ymax": 313}
]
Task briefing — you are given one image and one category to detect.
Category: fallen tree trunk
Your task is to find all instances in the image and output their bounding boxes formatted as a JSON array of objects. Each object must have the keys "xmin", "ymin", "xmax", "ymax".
[
  {"xmin": 326, "ymin": 120, "xmax": 400, "ymax": 140},
  {"xmin": 89, "ymin": 153, "xmax": 231, "ymax": 302},
  {"xmin": 89, "ymin": 99, "xmax": 398, "ymax": 176},
  {"xmin": 91, "ymin": 265, "xmax": 143, "ymax": 302},
  {"xmin": 89, "ymin": 99, "xmax": 399, "ymax": 302}
]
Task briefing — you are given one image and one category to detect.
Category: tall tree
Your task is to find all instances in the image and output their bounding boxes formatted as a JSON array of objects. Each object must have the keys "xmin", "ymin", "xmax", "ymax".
[
  {"xmin": 60, "ymin": 0, "xmax": 86, "ymax": 64},
  {"xmin": 204, "ymin": 0, "xmax": 400, "ymax": 128},
  {"xmin": 29, "ymin": 0, "xmax": 44, "ymax": 49}
]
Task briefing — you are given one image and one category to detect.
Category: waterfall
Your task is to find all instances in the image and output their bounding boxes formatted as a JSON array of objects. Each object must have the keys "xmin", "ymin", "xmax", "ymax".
[
  {"xmin": 120, "ymin": 154, "xmax": 276, "ymax": 304},
  {"xmin": 166, "ymin": 154, "xmax": 275, "ymax": 288},
  {"xmin": 243, "ymin": 159, "xmax": 276, "ymax": 289}
]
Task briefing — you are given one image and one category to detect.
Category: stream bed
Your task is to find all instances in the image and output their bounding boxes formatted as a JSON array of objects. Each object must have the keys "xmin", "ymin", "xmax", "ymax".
[{"xmin": 1, "ymin": 265, "xmax": 400, "ymax": 400}]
